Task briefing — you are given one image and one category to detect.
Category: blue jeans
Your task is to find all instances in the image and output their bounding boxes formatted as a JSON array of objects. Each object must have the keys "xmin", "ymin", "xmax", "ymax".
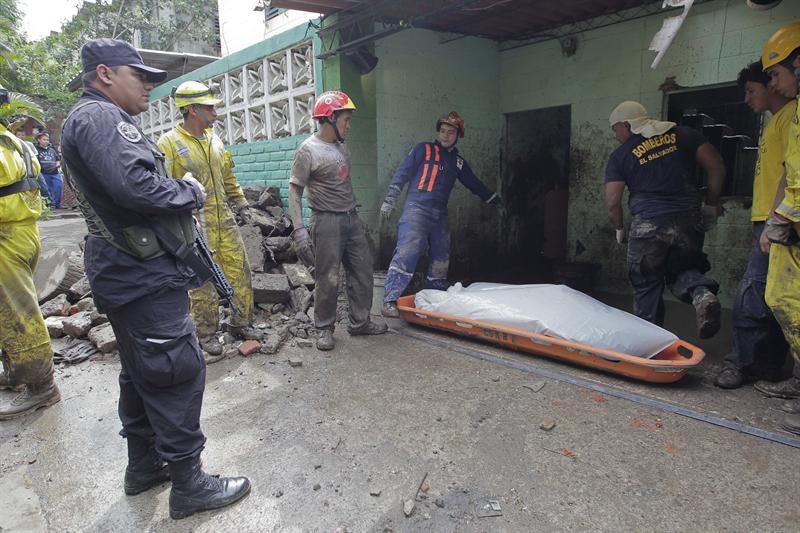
[
  {"xmin": 384, "ymin": 207, "xmax": 450, "ymax": 303},
  {"xmin": 724, "ymin": 222, "xmax": 788, "ymax": 373},
  {"xmin": 42, "ymin": 173, "xmax": 62, "ymax": 208}
]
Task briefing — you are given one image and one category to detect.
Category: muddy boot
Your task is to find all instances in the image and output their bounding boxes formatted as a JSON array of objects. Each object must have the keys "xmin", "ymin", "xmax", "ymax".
[
  {"xmin": 381, "ymin": 301, "xmax": 399, "ymax": 318},
  {"xmin": 781, "ymin": 413, "xmax": 800, "ymax": 436},
  {"xmin": 754, "ymin": 377, "xmax": 800, "ymax": 399},
  {"xmin": 316, "ymin": 329, "xmax": 334, "ymax": 351},
  {"xmin": 0, "ymin": 379, "xmax": 61, "ymax": 420},
  {"xmin": 347, "ymin": 320, "xmax": 388, "ymax": 336},
  {"xmin": 0, "ymin": 370, "xmax": 24, "ymax": 392},
  {"xmin": 124, "ymin": 437, "xmax": 170, "ymax": 495},
  {"xmin": 168, "ymin": 456, "xmax": 251, "ymax": 520},
  {"xmin": 778, "ymin": 399, "xmax": 800, "ymax": 414},
  {"xmin": 692, "ymin": 287, "xmax": 721, "ymax": 339},
  {"xmin": 714, "ymin": 363, "xmax": 746, "ymax": 389},
  {"xmin": 227, "ymin": 325, "xmax": 264, "ymax": 341}
]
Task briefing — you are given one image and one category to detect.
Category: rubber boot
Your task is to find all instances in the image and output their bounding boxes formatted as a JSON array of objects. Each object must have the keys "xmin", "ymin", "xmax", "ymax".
[
  {"xmin": 381, "ymin": 301, "xmax": 400, "ymax": 318},
  {"xmin": 754, "ymin": 376, "xmax": 800, "ymax": 399},
  {"xmin": 692, "ymin": 287, "xmax": 721, "ymax": 339},
  {"xmin": 0, "ymin": 370, "xmax": 24, "ymax": 392},
  {"xmin": 0, "ymin": 378, "xmax": 61, "ymax": 420},
  {"xmin": 782, "ymin": 413, "xmax": 800, "ymax": 436},
  {"xmin": 778, "ymin": 399, "xmax": 800, "ymax": 414},
  {"xmin": 124, "ymin": 436, "xmax": 170, "ymax": 495},
  {"xmin": 168, "ymin": 456, "xmax": 251, "ymax": 520}
]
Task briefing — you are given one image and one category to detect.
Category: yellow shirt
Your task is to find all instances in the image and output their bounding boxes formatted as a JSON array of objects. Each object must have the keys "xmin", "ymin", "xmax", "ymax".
[
  {"xmin": 776, "ymin": 97, "xmax": 800, "ymax": 223},
  {"xmin": 753, "ymin": 100, "xmax": 797, "ymax": 221},
  {"xmin": 0, "ymin": 124, "xmax": 42, "ymax": 223}
]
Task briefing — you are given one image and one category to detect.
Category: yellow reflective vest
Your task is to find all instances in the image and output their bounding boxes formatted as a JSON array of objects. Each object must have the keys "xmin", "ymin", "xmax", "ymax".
[
  {"xmin": 776, "ymin": 98, "xmax": 800, "ymax": 223},
  {"xmin": 0, "ymin": 124, "xmax": 42, "ymax": 223}
]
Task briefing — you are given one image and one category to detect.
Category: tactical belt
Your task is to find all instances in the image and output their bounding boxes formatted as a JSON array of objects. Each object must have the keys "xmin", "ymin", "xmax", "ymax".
[{"xmin": 0, "ymin": 177, "xmax": 39, "ymax": 198}]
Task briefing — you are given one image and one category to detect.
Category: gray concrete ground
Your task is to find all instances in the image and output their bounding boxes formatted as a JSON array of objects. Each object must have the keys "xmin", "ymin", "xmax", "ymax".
[{"xmin": 0, "ymin": 217, "xmax": 798, "ymax": 532}]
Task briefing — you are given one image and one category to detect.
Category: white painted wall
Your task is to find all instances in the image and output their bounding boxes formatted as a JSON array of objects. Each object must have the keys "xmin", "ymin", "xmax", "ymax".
[{"xmin": 217, "ymin": 2, "xmax": 317, "ymax": 55}]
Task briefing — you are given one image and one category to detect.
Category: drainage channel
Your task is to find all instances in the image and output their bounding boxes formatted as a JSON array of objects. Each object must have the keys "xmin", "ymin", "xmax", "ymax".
[{"xmin": 391, "ymin": 326, "xmax": 800, "ymax": 449}]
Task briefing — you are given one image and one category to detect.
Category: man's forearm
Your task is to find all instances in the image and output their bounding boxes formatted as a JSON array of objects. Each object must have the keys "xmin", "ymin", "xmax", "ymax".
[
  {"xmin": 288, "ymin": 183, "xmax": 305, "ymax": 229},
  {"xmin": 705, "ymin": 169, "xmax": 725, "ymax": 206},
  {"xmin": 607, "ymin": 204, "xmax": 623, "ymax": 229}
]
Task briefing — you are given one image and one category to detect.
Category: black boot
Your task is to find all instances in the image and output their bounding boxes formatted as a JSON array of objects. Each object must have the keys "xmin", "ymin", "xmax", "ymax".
[
  {"xmin": 168, "ymin": 456, "xmax": 251, "ymax": 520},
  {"xmin": 124, "ymin": 437, "xmax": 170, "ymax": 495}
]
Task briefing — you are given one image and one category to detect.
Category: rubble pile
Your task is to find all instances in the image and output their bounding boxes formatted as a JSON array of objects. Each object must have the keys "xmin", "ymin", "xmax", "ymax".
[{"xmin": 35, "ymin": 186, "xmax": 320, "ymax": 364}]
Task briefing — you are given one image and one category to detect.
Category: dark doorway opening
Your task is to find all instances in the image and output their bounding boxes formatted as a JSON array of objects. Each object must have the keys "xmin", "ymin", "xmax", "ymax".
[{"xmin": 494, "ymin": 105, "xmax": 571, "ymax": 283}]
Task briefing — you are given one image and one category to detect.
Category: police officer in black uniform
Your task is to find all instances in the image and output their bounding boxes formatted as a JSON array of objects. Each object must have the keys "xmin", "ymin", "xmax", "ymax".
[{"xmin": 61, "ymin": 38, "xmax": 250, "ymax": 520}]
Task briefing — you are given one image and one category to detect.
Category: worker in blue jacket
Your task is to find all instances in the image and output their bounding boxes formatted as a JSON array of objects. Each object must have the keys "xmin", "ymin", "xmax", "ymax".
[{"xmin": 379, "ymin": 111, "xmax": 501, "ymax": 317}]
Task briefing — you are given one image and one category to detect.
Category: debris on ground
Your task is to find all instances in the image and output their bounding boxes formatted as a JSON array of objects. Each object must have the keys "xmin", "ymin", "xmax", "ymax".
[
  {"xmin": 522, "ymin": 380, "xmax": 546, "ymax": 392},
  {"xmin": 288, "ymin": 357, "xmax": 303, "ymax": 367},
  {"xmin": 539, "ymin": 420, "xmax": 557, "ymax": 431},
  {"xmin": 403, "ymin": 499, "xmax": 415, "ymax": 517},
  {"xmin": 475, "ymin": 499, "xmax": 502, "ymax": 518}
]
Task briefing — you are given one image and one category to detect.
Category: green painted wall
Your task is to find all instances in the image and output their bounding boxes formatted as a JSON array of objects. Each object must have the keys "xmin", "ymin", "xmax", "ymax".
[
  {"xmin": 373, "ymin": 29, "xmax": 503, "ymax": 271},
  {"xmin": 498, "ymin": 0, "xmax": 800, "ymax": 307}
]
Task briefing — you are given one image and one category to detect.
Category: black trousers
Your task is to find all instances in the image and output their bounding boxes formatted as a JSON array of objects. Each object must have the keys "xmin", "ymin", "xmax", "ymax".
[
  {"xmin": 107, "ymin": 288, "xmax": 206, "ymax": 463},
  {"xmin": 627, "ymin": 212, "xmax": 718, "ymax": 326}
]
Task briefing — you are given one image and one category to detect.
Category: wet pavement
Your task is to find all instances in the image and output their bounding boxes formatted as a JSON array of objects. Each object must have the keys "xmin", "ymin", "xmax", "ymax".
[{"xmin": 0, "ymin": 217, "xmax": 797, "ymax": 532}]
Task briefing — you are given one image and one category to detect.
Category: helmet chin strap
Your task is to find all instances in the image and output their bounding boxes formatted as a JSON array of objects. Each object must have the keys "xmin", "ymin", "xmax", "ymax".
[{"xmin": 329, "ymin": 115, "xmax": 344, "ymax": 143}]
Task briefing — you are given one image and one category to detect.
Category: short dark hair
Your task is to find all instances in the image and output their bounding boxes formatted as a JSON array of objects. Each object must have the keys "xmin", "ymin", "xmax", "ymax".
[{"xmin": 737, "ymin": 60, "xmax": 770, "ymax": 90}]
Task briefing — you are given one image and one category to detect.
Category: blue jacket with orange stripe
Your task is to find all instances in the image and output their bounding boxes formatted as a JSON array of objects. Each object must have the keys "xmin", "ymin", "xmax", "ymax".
[{"xmin": 386, "ymin": 141, "xmax": 496, "ymax": 216}]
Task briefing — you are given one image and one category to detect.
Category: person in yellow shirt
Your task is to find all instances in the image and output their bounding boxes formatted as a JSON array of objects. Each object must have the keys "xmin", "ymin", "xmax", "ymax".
[
  {"xmin": 158, "ymin": 81, "xmax": 253, "ymax": 359},
  {"xmin": 0, "ymin": 83, "xmax": 60, "ymax": 418},
  {"xmin": 715, "ymin": 61, "xmax": 794, "ymax": 389},
  {"xmin": 756, "ymin": 22, "xmax": 800, "ymax": 434}
]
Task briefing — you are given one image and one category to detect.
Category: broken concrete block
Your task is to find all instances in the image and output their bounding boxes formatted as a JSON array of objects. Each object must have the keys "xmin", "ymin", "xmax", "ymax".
[
  {"xmin": 90, "ymin": 311, "xmax": 108, "ymax": 327},
  {"xmin": 265, "ymin": 206, "xmax": 284, "ymax": 218},
  {"xmin": 271, "ymin": 303, "xmax": 285, "ymax": 313},
  {"xmin": 88, "ymin": 322, "xmax": 117, "ymax": 353},
  {"xmin": 288, "ymin": 357, "xmax": 303, "ymax": 367},
  {"xmin": 403, "ymin": 499, "xmax": 415, "ymax": 517},
  {"xmin": 290, "ymin": 286, "xmax": 313, "ymax": 314},
  {"xmin": 296, "ymin": 338, "xmax": 313, "ymax": 348},
  {"xmin": 252, "ymin": 273, "xmax": 291, "ymax": 304},
  {"xmin": 240, "ymin": 225, "xmax": 266, "ymax": 272},
  {"xmin": 242, "ymin": 185, "xmax": 265, "ymax": 204},
  {"xmin": 260, "ymin": 334, "xmax": 282, "ymax": 354},
  {"xmin": 62, "ymin": 311, "xmax": 93, "ymax": 338},
  {"xmin": 249, "ymin": 211, "xmax": 283, "ymax": 236},
  {"xmin": 75, "ymin": 297, "xmax": 95, "ymax": 313},
  {"xmin": 40, "ymin": 293, "xmax": 70, "ymax": 318},
  {"xmin": 45, "ymin": 316, "xmax": 65, "ymax": 338},
  {"xmin": 282, "ymin": 263, "xmax": 315, "ymax": 288},
  {"xmin": 238, "ymin": 340, "xmax": 261, "ymax": 356},
  {"xmin": 67, "ymin": 276, "xmax": 92, "ymax": 303},
  {"xmin": 295, "ymin": 328, "xmax": 309, "ymax": 339}
]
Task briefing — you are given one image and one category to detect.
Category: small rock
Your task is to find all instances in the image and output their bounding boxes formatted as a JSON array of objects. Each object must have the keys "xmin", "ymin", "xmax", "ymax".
[
  {"xmin": 239, "ymin": 340, "xmax": 262, "ymax": 356},
  {"xmin": 273, "ymin": 489, "xmax": 283, "ymax": 498},
  {"xmin": 252, "ymin": 273, "xmax": 291, "ymax": 304},
  {"xmin": 295, "ymin": 328, "xmax": 309, "ymax": 339},
  {"xmin": 403, "ymin": 499, "xmax": 415, "ymax": 517},
  {"xmin": 288, "ymin": 357, "xmax": 303, "ymax": 367},
  {"xmin": 62, "ymin": 311, "xmax": 93, "ymax": 338},
  {"xmin": 88, "ymin": 322, "xmax": 117, "ymax": 353},
  {"xmin": 296, "ymin": 338, "xmax": 313, "ymax": 348},
  {"xmin": 523, "ymin": 380, "xmax": 546, "ymax": 393},
  {"xmin": 369, "ymin": 488, "xmax": 381, "ymax": 497},
  {"xmin": 256, "ymin": 322, "xmax": 268, "ymax": 329},
  {"xmin": 90, "ymin": 311, "xmax": 108, "ymax": 327},
  {"xmin": 539, "ymin": 420, "xmax": 557, "ymax": 431},
  {"xmin": 272, "ymin": 303, "xmax": 285, "ymax": 314},
  {"xmin": 294, "ymin": 311, "xmax": 310, "ymax": 323},
  {"xmin": 313, "ymin": 483, "xmax": 321, "ymax": 491},
  {"xmin": 435, "ymin": 497, "xmax": 445, "ymax": 508},
  {"xmin": 45, "ymin": 316, "xmax": 65, "ymax": 338},
  {"xmin": 222, "ymin": 332, "xmax": 235, "ymax": 345},
  {"xmin": 261, "ymin": 334, "xmax": 282, "ymax": 355},
  {"xmin": 67, "ymin": 276, "xmax": 92, "ymax": 303},
  {"xmin": 75, "ymin": 297, "xmax": 95, "ymax": 312},
  {"xmin": 40, "ymin": 293, "xmax": 70, "ymax": 318}
]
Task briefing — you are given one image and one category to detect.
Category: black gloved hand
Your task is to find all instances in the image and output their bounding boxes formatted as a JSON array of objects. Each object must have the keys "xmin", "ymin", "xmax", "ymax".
[{"xmin": 291, "ymin": 226, "xmax": 315, "ymax": 272}]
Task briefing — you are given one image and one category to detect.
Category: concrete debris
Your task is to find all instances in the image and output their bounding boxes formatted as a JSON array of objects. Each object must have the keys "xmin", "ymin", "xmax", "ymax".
[
  {"xmin": 240, "ymin": 225, "xmax": 266, "ymax": 272},
  {"xmin": 75, "ymin": 297, "xmax": 94, "ymax": 312},
  {"xmin": 88, "ymin": 323, "xmax": 117, "ymax": 353},
  {"xmin": 44, "ymin": 316, "xmax": 65, "ymax": 338},
  {"xmin": 435, "ymin": 497, "xmax": 445, "ymax": 508},
  {"xmin": 523, "ymin": 380, "xmax": 546, "ymax": 393},
  {"xmin": 539, "ymin": 420, "xmax": 557, "ymax": 432},
  {"xmin": 238, "ymin": 340, "xmax": 262, "ymax": 357},
  {"xmin": 261, "ymin": 334, "xmax": 283, "ymax": 355},
  {"xmin": 290, "ymin": 287, "xmax": 313, "ymax": 314},
  {"xmin": 369, "ymin": 488, "xmax": 381, "ymax": 497},
  {"xmin": 296, "ymin": 338, "xmax": 313, "ymax": 348},
  {"xmin": 288, "ymin": 357, "xmax": 303, "ymax": 367},
  {"xmin": 403, "ymin": 499, "xmax": 415, "ymax": 517},
  {"xmin": 40, "ymin": 293, "xmax": 70, "ymax": 318},
  {"xmin": 281, "ymin": 262, "xmax": 315, "ymax": 288},
  {"xmin": 475, "ymin": 499, "xmax": 502, "ymax": 518},
  {"xmin": 90, "ymin": 311, "xmax": 108, "ymax": 327},
  {"xmin": 62, "ymin": 311, "xmax": 93, "ymax": 339},
  {"xmin": 67, "ymin": 276, "xmax": 92, "ymax": 303},
  {"xmin": 252, "ymin": 274, "xmax": 291, "ymax": 304}
]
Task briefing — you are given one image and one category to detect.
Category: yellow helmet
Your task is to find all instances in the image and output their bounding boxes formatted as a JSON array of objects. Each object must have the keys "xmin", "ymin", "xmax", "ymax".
[
  {"xmin": 171, "ymin": 81, "xmax": 223, "ymax": 109},
  {"xmin": 762, "ymin": 21, "xmax": 800, "ymax": 70}
]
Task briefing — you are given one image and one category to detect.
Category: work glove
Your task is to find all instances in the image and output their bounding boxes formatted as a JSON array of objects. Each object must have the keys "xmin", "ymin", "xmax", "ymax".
[
  {"xmin": 291, "ymin": 226, "xmax": 315, "ymax": 273},
  {"xmin": 380, "ymin": 197, "xmax": 396, "ymax": 221},
  {"xmin": 615, "ymin": 228, "xmax": 627, "ymax": 245},
  {"xmin": 764, "ymin": 215, "xmax": 798, "ymax": 246},
  {"xmin": 182, "ymin": 172, "xmax": 206, "ymax": 205},
  {"xmin": 700, "ymin": 203, "xmax": 722, "ymax": 232}
]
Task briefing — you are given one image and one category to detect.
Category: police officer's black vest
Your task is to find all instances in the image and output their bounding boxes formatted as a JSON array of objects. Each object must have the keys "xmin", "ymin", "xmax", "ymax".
[{"xmin": 62, "ymin": 100, "xmax": 194, "ymax": 260}]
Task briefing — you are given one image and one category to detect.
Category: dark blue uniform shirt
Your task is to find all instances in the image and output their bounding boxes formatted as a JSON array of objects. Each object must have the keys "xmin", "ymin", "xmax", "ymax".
[
  {"xmin": 605, "ymin": 126, "xmax": 706, "ymax": 218},
  {"xmin": 61, "ymin": 88, "xmax": 204, "ymax": 312},
  {"xmin": 387, "ymin": 141, "xmax": 495, "ymax": 217}
]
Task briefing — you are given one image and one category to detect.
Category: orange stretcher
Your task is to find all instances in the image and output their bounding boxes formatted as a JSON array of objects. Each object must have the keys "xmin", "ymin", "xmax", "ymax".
[{"xmin": 396, "ymin": 295, "xmax": 705, "ymax": 384}]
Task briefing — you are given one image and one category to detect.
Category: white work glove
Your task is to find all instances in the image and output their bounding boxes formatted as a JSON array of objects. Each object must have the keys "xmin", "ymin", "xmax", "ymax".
[
  {"xmin": 764, "ymin": 215, "xmax": 798, "ymax": 246},
  {"xmin": 379, "ymin": 198, "xmax": 396, "ymax": 221},
  {"xmin": 701, "ymin": 203, "xmax": 722, "ymax": 232},
  {"xmin": 182, "ymin": 172, "xmax": 206, "ymax": 205},
  {"xmin": 615, "ymin": 228, "xmax": 627, "ymax": 245}
]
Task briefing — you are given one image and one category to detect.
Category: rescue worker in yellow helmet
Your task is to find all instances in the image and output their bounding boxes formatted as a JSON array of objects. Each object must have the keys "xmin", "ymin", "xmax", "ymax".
[
  {"xmin": 158, "ymin": 81, "xmax": 253, "ymax": 359},
  {"xmin": 0, "ymin": 82, "xmax": 61, "ymax": 419},
  {"xmin": 756, "ymin": 21, "xmax": 800, "ymax": 435}
]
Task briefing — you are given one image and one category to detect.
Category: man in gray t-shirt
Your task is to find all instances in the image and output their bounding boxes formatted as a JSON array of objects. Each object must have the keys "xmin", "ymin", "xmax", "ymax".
[{"xmin": 288, "ymin": 90, "xmax": 387, "ymax": 351}]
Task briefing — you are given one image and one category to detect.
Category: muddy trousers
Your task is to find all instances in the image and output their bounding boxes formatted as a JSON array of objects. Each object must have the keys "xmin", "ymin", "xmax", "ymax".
[
  {"xmin": 627, "ymin": 213, "xmax": 718, "ymax": 326},
  {"xmin": 311, "ymin": 210, "xmax": 374, "ymax": 331},
  {"xmin": 725, "ymin": 222, "xmax": 788, "ymax": 372},
  {"xmin": 0, "ymin": 221, "xmax": 54, "ymax": 386},
  {"xmin": 383, "ymin": 210, "xmax": 450, "ymax": 303},
  {"xmin": 107, "ymin": 288, "xmax": 207, "ymax": 463},
  {"xmin": 765, "ymin": 238, "xmax": 800, "ymax": 369},
  {"xmin": 190, "ymin": 219, "xmax": 253, "ymax": 337}
]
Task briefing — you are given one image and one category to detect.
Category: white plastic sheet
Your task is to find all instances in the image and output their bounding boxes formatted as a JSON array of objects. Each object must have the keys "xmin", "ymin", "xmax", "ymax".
[{"xmin": 415, "ymin": 283, "xmax": 677, "ymax": 359}]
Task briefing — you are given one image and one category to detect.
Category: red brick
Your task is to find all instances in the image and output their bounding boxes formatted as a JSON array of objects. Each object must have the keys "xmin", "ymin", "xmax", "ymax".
[{"xmin": 238, "ymin": 340, "xmax": 262, "ymax": 357}]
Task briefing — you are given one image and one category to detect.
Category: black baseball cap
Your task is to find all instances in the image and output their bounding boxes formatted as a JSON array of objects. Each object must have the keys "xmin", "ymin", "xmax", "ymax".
[{"xmin": 81, "ymin": 38, "xmax": 167, "ymax": 83}]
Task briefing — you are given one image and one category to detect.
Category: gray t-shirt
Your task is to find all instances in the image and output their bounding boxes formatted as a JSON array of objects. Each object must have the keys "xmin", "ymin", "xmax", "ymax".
[{"xmin": 290, "ymin": 134, "xmax": 356, "ymax": 212}]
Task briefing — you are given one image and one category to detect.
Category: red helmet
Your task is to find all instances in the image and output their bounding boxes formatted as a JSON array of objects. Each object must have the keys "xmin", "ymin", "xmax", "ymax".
[
  {"xmin": 312, "ymin": 90, "xmax": 357, "ymax": 119},
  {"xmin": 436, "ymin": 111, "xmax": 465, "ymax": 138}
]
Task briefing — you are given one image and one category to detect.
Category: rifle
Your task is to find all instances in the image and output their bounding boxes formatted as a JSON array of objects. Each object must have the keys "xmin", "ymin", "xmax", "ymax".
[{"xmin": 192, "ymin": 220, "xmax": 241, "ymax": 317}]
